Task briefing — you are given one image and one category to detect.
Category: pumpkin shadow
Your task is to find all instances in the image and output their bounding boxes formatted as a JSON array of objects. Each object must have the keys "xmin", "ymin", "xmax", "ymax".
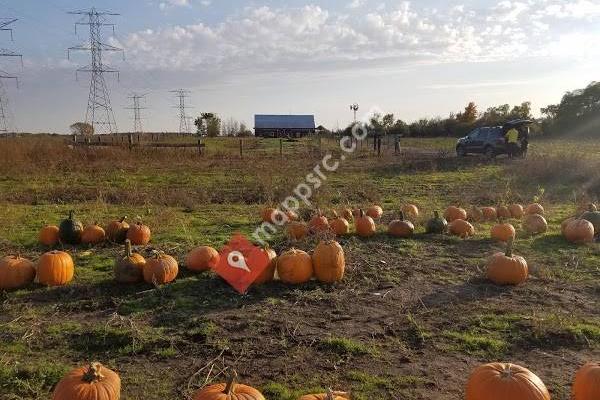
[
  {"xmin": 529, "ymin": 234, "xmax": 575, "ymax": 252},
  {"xmin": 418, "ymin": 278, "xmax": 515, "ymax": 309}
]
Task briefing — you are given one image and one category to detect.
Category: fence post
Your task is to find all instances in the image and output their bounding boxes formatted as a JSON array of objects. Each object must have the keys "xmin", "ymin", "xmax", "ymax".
[
  {"xmin": 279, "ymin": 139, "xmax": 283, "ymax": 158},
  {"xmin": 239, "ymin": 139, "xmax": 243, "ymax": 159},
  {"xmin": 128, "ymin": 134, "xmax": 133, "ymax": 151},
  {"xmin": 377, "ymin": 137, "xmax": 382, "ymax": 156},
  {"xmin": 72, "ymin": 134, "xmax": 77, "ymax": 144},
  {"xmin": 197, "ymin": 139, "xmax": 203, "ymax": 156},
  {"xmin": 137, "ymin": 134, "xmax": 140, "ymax": 143}
]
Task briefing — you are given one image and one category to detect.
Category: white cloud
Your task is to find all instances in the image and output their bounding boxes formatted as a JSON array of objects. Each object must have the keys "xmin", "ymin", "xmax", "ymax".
[{"xmin": 159, "ymin": 0, "xmax": 191, "ymax": 10}]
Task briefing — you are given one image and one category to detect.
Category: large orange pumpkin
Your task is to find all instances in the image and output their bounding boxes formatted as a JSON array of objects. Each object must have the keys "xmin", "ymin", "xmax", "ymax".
[
  {"xmin": 312, "ymin": 240, "xmax": 345, "ymax": 283},
  {"xmin": 143, "ymin": 252, "xmax": 178, "ymax": 285},
  {"xmin": 448, "ymin": 219, "xmax": 475, "ymax": 238},
  {"xmin": 277, "ymin": 248, "xmax": 313, "ymax": 284},
  {"xmin": 186, "ymin": 246, "xmax": 220, "ymax": 272},
  {"xmin": 126, "ymin": 222, "xmax": 151, "ymax": 245},
  {"xmin": 37, "ymin": 251, "xmax": 74, "ymax": 286},
  {"xmin": 339, "ymin": 207, "xmax": 353, "ymax": 221},
  {"xmin": 523, "ymin": 214, "xmax": 548, "ymax": 235},
  {"xmin": 114, "ymin": 240, "xmax": 146, "ymax": 283},
  {"xmin": 52, "ymin": 362, "xmax": 120, "ymax": 400},
  {"xmin": 329, "ymin": 212, "xmax": 350, "ymax": 236},
  {"xmin": 355, "ymin": 209, "xmax": 376, "ymax": 237},
  {"xmin": 366, "ymin": 205, "xmax": 383, "ymax": 219},
  {"xmin": 193, "ymin": 372, "xmax": 265, "ymax": 400},
  {"xmin": 401, "ymin": 204, "xmax": 419, "ymax": 221},
  {"xmin": 309, "ymin": 210, "xmax": 330, "ymax": 233},
  {"xmin": 525, "ymin": 203, "xmax": 545, "ymax": 215},
  {"xmin": 564, "ymin": 219, "xmax": 595, "ymax": 244},
  {"xmin": 299, "ymin": 389, "xmax": 350, "ymax": 400},
  {"xmin": 573, "ymin": 361, "xmax": 600, "ymax": 400},
  {"xmin": 105, "ymin": 217, "xmax": 129, "ymax": 243},
  {"xmin": 287, "ymin": 221, "xmax": 310, "ymax": 240},
  {"xmin": 509, "ymin": 204, "xmax": 525, "ymax": 218},
  {"xmin": 466, "ymin": 362, "xmax": 550, "ymax": 400},
  {"xmin": 39, "ymin": 225, "xmax": 60, "ymax": 246},
  {"xmin": 254, "ymin": 247, "xmax": 277, "ymax": 285},
  {"xmin": 482, "ymin": 207, "xmax": 498, "ymax": 221},
  {"xmin": 486, "ymin": 238, "xmax": 528, "ymax": 285},
  {"xmin": 445, "ymin": 206, "xmax": 467, "ymax": 222},
  {"xmin": 490, "ymin": 222, "xmax": 516, "ymax": 242},
  {"xmin": 561, "ymin": 217, "xmax": 577, "ymax": 237},
  {"xmin": 388, "ymin": 212, "xmax": 415, "ymax": 238},
  {"xmin": 81, "ymin": 223, "xmax": 106, "ymax": 245},
  {"xmin": 497, "ymin": 206, "xmax": 512, "ymax": 219},
  {"xmin": 0, "ymin": 255, "xmax": 36, "ymax": 290}
]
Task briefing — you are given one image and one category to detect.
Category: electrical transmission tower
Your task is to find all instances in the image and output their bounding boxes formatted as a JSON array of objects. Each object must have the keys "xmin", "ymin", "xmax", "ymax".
[
  {"xmin": 67, "ymin": 8, "xmax": 124, "ymax": 135},
  {"xmin": 125, "ymin": 93, "xmax": 146, "ymax": 133},
  {"xmin": 0, "ymin": 18, "xmax": 22, "ymax": 134},
  {"xmin": 170, "ymin": 89, "xmax": 192, "ymax": 134}
]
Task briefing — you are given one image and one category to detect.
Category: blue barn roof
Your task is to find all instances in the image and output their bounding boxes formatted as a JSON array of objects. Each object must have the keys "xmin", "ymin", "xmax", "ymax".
[{"xmin": 254, "ymin": 115, "xmax": 315, "ymax": 130}]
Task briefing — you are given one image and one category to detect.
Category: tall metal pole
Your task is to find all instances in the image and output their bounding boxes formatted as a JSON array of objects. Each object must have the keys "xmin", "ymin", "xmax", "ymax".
[
  {"xmin": 170, "ymin": 89, "xmax": 192, "ymax": 134},
  {"xmin": 350, "ymin": 103, "xmax": 359, "ymax": 123},
  {"xmin": 0, "ymin": 18, "xmax": 21, "ymax": 134},
  {"xmin": 126, "ymin": 93, "xmax": 147, "ymax": 133}
]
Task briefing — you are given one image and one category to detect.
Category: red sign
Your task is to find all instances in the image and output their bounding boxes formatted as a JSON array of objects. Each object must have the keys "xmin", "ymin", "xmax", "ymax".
[{"xmin": 211, "ymin": 234, "xmax": 271, "ymax": 294}]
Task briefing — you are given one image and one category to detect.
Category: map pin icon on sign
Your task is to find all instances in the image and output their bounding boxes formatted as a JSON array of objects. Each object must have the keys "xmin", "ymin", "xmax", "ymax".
[{"xmin": 227, "ymin": 251, "xmax": 251, "ymax": 273}]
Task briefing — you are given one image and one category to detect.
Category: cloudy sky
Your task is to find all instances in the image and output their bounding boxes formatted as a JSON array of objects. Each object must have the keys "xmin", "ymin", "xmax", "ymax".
[{"xmin": 1, "ymin": 0, "xmax": 600, "ymax": 133}]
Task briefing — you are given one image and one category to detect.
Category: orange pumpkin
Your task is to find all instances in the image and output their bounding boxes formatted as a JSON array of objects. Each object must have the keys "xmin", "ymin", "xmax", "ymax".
[
  {"xmin": 143, "ymin": 252, "xmax": 178, "ymax": 285},
  {"xmin": 81, "ymin": 223, "xmax": 106, "ymax": 245},
  {"xmin": 401, "ymin": 204, "xmax": 419, "ymax": 221},
  {"xmin": 523, "ymin": 214, "xmax": 548, "ymax": 235},
  {"xmin": 468, "ymin": 206, "xmax": 484, "ymax": 223},
  {"xmin": 299, "ymin": 389, "xmax": 350, "ymax": 400},
  {"xmin": 525, "ymin": 203, "xmax": 545, "ymax": 215},
  {"xmin": 0, "ymin": 255, "xmax": 36, "ymax": 290},
  {"xmin": 388, "ymin": 212, "xmax": 415, "ymax": 238},
  {"xmin": 573, "ymin": 361, "xmax": 600, "ymax": 400},
  {"xmin": 486, "ymin": 238, "xmax": 528, "ymax": 285},
  {"xmin": 309, "ymin": 210, "xmax": 330, "ymax": 233},
  {"xmin": 564, "ymin": 219, "xmax": 595, "ymax": 244},
  {"xmin": 126, "ymin": 222, "xmax": 151, "ymax": 245},
  {"xmin": 186, "ymin": 246, "xmax": 220, "ymax": 272},
  {"xmin": 105, "ymin": 216, "xmax": 130, "ymax": 243},
  {"xmin": 52, "ymin": 362, "xmax": 120, "ymax": 400},
  {"xmin": 444, "ymin": 206, "xmax": 467, "ymax": 222},
  {"xmin": 329, "ymin": 212, "xmax": 350, "ymax": 236},
  {"xmin": 114, "ymin": 240, "xmax": 146, "ymax": 283},
  {"xmin": 466, "ymin": 362, "xmax": 550, "ymax": 400},
  {"xmin": 261, "ymin": 207, "xmax": 277, "ymax": 223},
  {"xmin": 37, "ymin": 251, "xmax": 74, "ymax": 286},
  {"xmin": 286, "ymin": 210, "xmax": 299, "ymax": 222},
  {"xmin": 39, "ymin": 225, "xmax": 60, "ymax": 246},
  {"xmin": 482, "ymin": 207, "xmax": 498, "ymax": 221},
  {"xmin": 312, "ymin": 240, "xmax": 345, "ymax": 284},
  {"xmin": 355, "ymin": 209, "xmax": 376, "ymax": 238},
  {"xmin": 509, "ymin": 204, "xmax": 524, "ymax": 218},
  {"xmin": 490, "ymin": 222, "xmax": 516, "ymax": 242},
  {"xmin": 287, "ymin": 221, "xmax": 309, "ymax": 240},
  {"xmin": 366, "ymin": 205, "xmax": 383, "ymax": 219},
  {"xmin": 497, "ymin": 206, "xmax": 512, "ymax": 219},
  {"xmin": 254, "ymin": 247, "xmax": 277, "ymax": 285},
  {"xmin": 276, "ymin": 248, "xmax": 313, "ymax": 284},
  {"xmin": 193, "ymin": 372, "xmax": 265, "ymax": 400},
  {"xmin": 561, "ymin": 217, "xmax": 577, "ymax": 237},
  {"xmin": 448, "ymin": 219, "xmax": 475, "ymax": 238},
  {"xmin": 339, "ymin": 207, "xmax": 353, "ymax": 221}
]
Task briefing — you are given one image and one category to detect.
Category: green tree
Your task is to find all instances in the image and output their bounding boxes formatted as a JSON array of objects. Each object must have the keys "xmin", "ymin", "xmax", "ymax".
[
  {"xmin": 457, "ymin": 102, "xmax": 478, "ymax": 123},
  {"xmin": 70, "ymin": 122, "xmax": 94, "ymax": 136},
  {"xmin": 541, "ymin": 82, "xmax": 600, "ymax": 136}
]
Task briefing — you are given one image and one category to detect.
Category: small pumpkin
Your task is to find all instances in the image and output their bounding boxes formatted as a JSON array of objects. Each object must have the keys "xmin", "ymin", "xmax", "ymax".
[
  {"xmin": 581, "ymin": 206, "xmax": 600, "ymax": 234},
  {"xmin": 254, "ymin": 247, "xmax": 277, "ymax": 285},
  {"xmin": 525, "ymin": 203, "xmax": 545, "ymax": 215},
  {"xmin": 466, "ymin": 362, "xmax": 550, "ymax": 400},
  {"xmin": 37, "ymin": 250, "xmax": 74, "ymax": 286},
  {"xmin": 497, "ymin": 206, "xmax": 512, "ymax": 219},
  {"xmin": 564, "ymin": 219, "xmax": 595, "ymax": 244},
  {"xmin": 339, "ymin": 207, "xmax": 353, "ymax": 221},
  {"xmin": 329, "ymin": 212, "xmax": 350, "ymax": 236},
  {"xmin": 523, "ymin": 214, "xmax": 548, "ymax": 235},
  {"xmin": 114, "ymin": 239, "xmax": 146, "ymax": 283},
  {"xmin": 299, "ymin": 389, "xmax": 350, "ymax": 400},
  {"xmin": 286, "ymin": 210, "xmax": 299, "ymax": 222},
  {"xmin": 312, "ymin": 240, "xmax": 345, "ymax": 284},
  {"xmin": 448, "ymin": 219, "xmax": 475, "ymax": 238},
  {"xmin": 126, "ymin": 222, "xmax": 151, "ymax": 245},
  {"xmin": 81, "ymin": 223, "xmax": 106, "ymax": 245},
  {"xmin": 355, "ymin": 209, "xmax": 376, "ymax": 238},
  {"xmin": 59, "ymin": 210, "xmax": 83, "ymax": 245},
  {"xmin": 424, "ymin": 211, "xmax": 446, "ymax": 234},
  {"xmin": 277, "ymin": 248, "xmax": 313, "ymax": 284},
  {"xmin": 186, "ymin": 246, "xmax": 220, "ymax": 272},
  {"xmin": 105, "ymin": 216, "xmax": 129, "ymax": 243},
  {"xmin": 509, "ymin": 204, "xmax": 525, "ymax": 218},
  {"xmin": 52, "ymin": 362, "xmax": 120, "ymax": 400},
  {"xmin": 401, "ymin": 204, "xmax": 419, "ymax": 221},
  {"xmin": 573, "ymin": 361, "xmax": 600, "ymax": 400},
  {"xmin": 193, "ymin": 371, "xmax": 265, "ymax": 400},
  {"xmin": 287, "ymin": 221, "xmax": 309, "ymax": 240},
  {"xmin": 482, "ymin": 207, "xmax": 498, "ymax": 221},
  {"xmin": 309, "ymin": 210, "xmax": 330, "ymax": 233},
  {"xmin": 444, "ymin": 206, "xmax": 467, "ymax": 222},
  {"xmin": 143, "ymin": 251, "xmax": 178, "ymax": 285},
  {"xmin": 366, "ymin": 205, "xmax": 383, "ymax": 219},
  {"xmin": 262, "ymin": 207, "xmax": 277, "ymax": 223},
  {"xmin": 0, "ymin": 255, "xmax": 36, "ymax": 290},
  {"xmin": 490, "ymin": 222, "xmax": 516, "ymax": 242},
  {"xmin": 39, "ymin": 225, "xmax": 60, "ymax": 246},
  {"xmin": 468, "ymin": 206, "xmax": 484, "ymax": 223},
  {"xmin": 486, "ymin": 237, "xmax": 528, "ymax": 285},
  {"xmin": 388, "ymin": 212, "xmax": 415, "ymax": 238}
]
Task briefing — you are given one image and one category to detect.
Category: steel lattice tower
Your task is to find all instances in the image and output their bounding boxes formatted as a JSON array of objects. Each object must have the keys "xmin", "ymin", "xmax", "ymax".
[
  {"xmin": 126, "ymin": 93, "xmax": 146, "ymax": 133},
  {"xmin": 170, "ymin": 89, "xmax": 192, "ymax": 134},
  {"xmin": 68, "ymin": 8, "xmax": 124, "ymax": 135},
  {"xmin": 0, "ymin": 18, "xmax": 22, "ymax": 134}
]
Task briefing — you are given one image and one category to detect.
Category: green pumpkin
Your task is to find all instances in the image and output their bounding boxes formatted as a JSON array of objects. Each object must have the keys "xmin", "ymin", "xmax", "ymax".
[
  {"xmin": 426, "ymin": 211, "xmax": 448, "ymax": 234},
  {"xmin": 59, "ymin": 210, "xmax": 83, "ymax": 245},
  {"xmin": 581, "ymin": 210, "xmax": 600, "ymax": 235}
]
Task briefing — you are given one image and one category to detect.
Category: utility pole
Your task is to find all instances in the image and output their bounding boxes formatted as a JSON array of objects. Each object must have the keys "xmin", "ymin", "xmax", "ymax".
[
  {"xmin": 67, "ymin": 8, "xmax": 124, "ymax": 135},
  {"xmin": 125, "ymin": 93, "xmax": 146, "ymax": 133},
  {"xmin": 350, "ymin": 103, "xmax": 359, "ymax": 124},
  {"xmin": 170, "ymin": 89, "xmax": 191, "ymax": 134},
  {"xmin": 0, "ymin": 18, "xmax": 22, "ymax": 134}
]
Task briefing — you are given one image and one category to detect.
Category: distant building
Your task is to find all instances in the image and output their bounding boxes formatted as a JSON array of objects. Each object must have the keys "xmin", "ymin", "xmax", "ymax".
[{"xmin": 254, "ymin": 115, "xmax": 316, "ymax": 138}]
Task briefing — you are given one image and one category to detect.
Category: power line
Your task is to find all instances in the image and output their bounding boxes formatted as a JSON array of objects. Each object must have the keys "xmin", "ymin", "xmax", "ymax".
[
  {"xmin": 0, "ymin": 18, "xmax": 21, "ymax": 134},
  {"xmin": 125, "ymin": 92, "xmax": 147, "ymax": 133},
  {"xmin": 67, "ymin": 8, "xmax": 124, "ymax": 135},
  {"xmin": 170, "ymin": 89, "xmax": 192, "ymax": 134}
]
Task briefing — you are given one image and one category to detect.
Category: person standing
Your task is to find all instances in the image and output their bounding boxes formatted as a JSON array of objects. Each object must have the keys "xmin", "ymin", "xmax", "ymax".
[{"xmin": 505, "ymin": 127, "xmax": 519, "ymax": 158}]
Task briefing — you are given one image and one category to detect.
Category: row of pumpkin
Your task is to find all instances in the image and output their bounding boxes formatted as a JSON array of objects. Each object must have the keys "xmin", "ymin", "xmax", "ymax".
[{"xmin": 51, "ymin": 360, "xmax": 600, "ymax": 400}]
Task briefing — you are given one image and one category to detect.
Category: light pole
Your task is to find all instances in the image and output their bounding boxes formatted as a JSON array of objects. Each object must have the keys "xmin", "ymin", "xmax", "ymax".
[{"xmin": 349, "ymin": 103, "xmax": 359, "ymax": 123}]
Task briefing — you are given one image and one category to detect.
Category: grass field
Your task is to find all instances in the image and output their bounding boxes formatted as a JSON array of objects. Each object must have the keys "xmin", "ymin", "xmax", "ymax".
[{"xmin": 0, "ymin": 135, "xmax": 599, "ymax": 399}]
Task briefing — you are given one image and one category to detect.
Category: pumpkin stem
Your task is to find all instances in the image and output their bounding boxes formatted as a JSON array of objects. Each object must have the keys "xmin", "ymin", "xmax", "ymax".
[
  {"xmin": 120, "ymin": 216, "xmax": 127, "ymax": 223},
  {"xmin": 69, "ymin": 210, "xmax": 74, "ymax": 220},
  {"xmin": 505, "ymin": 237, "xmax": 514, "ymax": 257},
  {"xmin": 434, "ymin": 210, "xmax": 439, "ymax": 218},
  {"xmin": 399, "ymin": 211, "xmax": 405, "ymax": 221},
  {"xmin": 125, "ymin": 239, "xmax": 132, "ymax": 258},
  {"xmin": 359, "ymin": 209, "xmax": 365, "ymax": 218},
  {"xmin": 224, "ymin": 370, "xmax": 238, "ymax": 395},
  {"xmin": 82, "ymin": 362, "xmax": 105, "ymax": 383}
]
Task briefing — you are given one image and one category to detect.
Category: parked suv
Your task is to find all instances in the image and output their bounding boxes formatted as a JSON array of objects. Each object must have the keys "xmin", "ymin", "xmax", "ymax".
[{"xmin": 456, "ymin": 120, "xmax": 532, "ymax": 158}]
